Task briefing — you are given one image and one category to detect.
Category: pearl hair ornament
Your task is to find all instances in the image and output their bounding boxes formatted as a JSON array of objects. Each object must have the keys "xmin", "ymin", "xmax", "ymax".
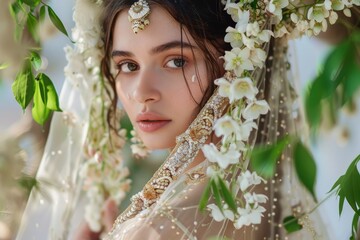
[{"xmin": 128, "ymin": 0, "xmax": 151, "ymax": 34}]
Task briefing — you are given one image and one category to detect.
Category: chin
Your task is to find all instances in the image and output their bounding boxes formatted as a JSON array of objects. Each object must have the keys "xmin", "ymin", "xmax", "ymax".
[{"xmin": 143, "ymin": 138, "xmax": 176, "ymax": 151}]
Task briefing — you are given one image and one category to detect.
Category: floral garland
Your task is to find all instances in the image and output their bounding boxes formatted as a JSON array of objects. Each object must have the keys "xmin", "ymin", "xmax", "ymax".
[
  {"xmin": 63, "ymin": 0, "xmax": 131, "ymax": 231},
  {"xmin": 202, "ymin": 0, "xmax": 359, "ymax": 230},
  {"xmin": 57, "ymin": 0, "xmax": 360, "ymax": 234}
]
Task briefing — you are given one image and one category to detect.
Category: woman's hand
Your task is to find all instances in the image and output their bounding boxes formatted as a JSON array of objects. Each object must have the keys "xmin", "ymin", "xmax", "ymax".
[{"xmin": 73, "ymin": 198, "xmax": 119, "ymax": 240}]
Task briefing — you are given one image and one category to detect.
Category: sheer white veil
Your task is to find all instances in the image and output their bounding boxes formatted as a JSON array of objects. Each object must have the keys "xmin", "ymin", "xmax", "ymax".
[{"xmin": 16, "ymin": 0, "xmax": 104, "ymax": 239}]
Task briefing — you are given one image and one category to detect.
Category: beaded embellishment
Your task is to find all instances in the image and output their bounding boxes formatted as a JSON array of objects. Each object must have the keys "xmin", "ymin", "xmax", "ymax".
[
  {"xmin": 128, "ymin": 0, "xmax": 151, "ymax": 34},
  {"xmin": 108, "ymin": 79, "xmax": 230, "ymax": 233}
]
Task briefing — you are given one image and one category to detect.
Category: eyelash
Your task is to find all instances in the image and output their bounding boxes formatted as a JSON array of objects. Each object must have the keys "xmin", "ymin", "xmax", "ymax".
[
  {"xmin": 165, "ymin": 57, "xmax": 187, "ymax": 68},
  {"xmin": 116, "ymin": 61, "xmax": 138, "ymax": 73},
  {"xmin": 115, "ymin": 56, "xmax": 188, "ymax": 74}
]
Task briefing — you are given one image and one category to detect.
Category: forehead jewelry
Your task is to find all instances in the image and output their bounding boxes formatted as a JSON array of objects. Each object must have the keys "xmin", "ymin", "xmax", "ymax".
[{"xmin": 128, "ymin": 0, "xmax": 151, "ymax": 34}]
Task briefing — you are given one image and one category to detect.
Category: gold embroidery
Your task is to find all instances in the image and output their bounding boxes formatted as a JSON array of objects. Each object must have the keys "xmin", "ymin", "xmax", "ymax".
[{"xmin": 110, "ymin": 87, "xmax": 228, "ymax": 231}]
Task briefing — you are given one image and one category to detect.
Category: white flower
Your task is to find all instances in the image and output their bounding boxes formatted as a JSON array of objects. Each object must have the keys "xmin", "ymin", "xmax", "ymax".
[
  {"xmin": 307, "ymin": 4, "xmax": 330, "ymax": 23},
  {"xmin": 258, "ymin": 30, "xmax": 274, "ymax": 43},
  {"xmin": 242, "ymin": 100, "xmax": 270, "ymax": 120},
  {"xmin": 267, "ymin": 0, "xmax": 289, "ymax": 20},
  {"xmin": 249, "ymin": 48, "xmax": 267, "ymax": 68},
  {"xmin": 290, "ymin": 13, "xmax": 299, "ymax": 23},
  {"xmin": 234, "ymin": 204, "xmax": 266, "ymax": 229},
  {"xmin": 324, "ymin": 0, "xmax": 333, "ymax": 10},
  {"xmin": 235, "ymin": 10, "xmax": 250, "ymax": 33},
  {"xmin": 208, "ymin": 203, "xmax": 235, "ymax": 221},
  {"xmin": 329, "ymin": 11, "xmax": 338, "ymax": 24},
  {"xmin": 310, "ymin": 19, "xmax": 328, "ymax": 35},
  {"xmin": 237, "ymin": 170, "xmax": 265, "ymax": 191},
  {"xmin": 224, "ymin": 2, "xmax": 242, "ymax": 22},
  {"xmin": 343, "ymin": 8, "xmax": 352, "ymax": 17},
  {"xmin": 244, "ymin": 192, "xmax": 268, "ymax": 204},
  {"xmin": 246, "ymin": 22, "xmax": 260, "ymax": 37},
  {"xmin": 225, "ymin": 27, "xmax": 244, "ymax": 48},
  {"xmin": 238, "ymin": 120, "xmax": 258, "ymax": 141},
  {"xmin": 241, "ymin": 33, "xmax": 256, "ymax": 49},
  {"xmin": 206, "ymin": 165, "xmax": 219, "ymax": 177},
  {"xmin": 215, "ymin": 77, "xmax": 231, "ymax": 98},
  {"xmin": 224, "ymin": 47, "xmax": 254, "ymax": 76},
  {"xmin": 230, "ymin": 77, "xmax": 258, "ymax": 102},
  {"xmin": 130, "ymin": 144, "xmax": 149, "ymax": 158},
  {"xmin": 85, "ymin": 186, "xmax": 105, "ymax": 231},
  {"xmin": 352, "ymin": 0, "xmax": 360, "ymax": 6},
  {"xmin": 332, "ymin": 0, "xmax": 345, "ymax": 10},
  {"xmin": 214, "ymin": 115, "xmax": 241, "ymax": 138},
  {"xmin": 274, "ymin": 25, "xmax": 289, "ymax": 38},
  {"xmin": 296, "ymin": 20, "xmax": 310, "ymax": 33},
  {"xmin": 202, "ymin": 143, "xmax": 240, "ymax": 169}
]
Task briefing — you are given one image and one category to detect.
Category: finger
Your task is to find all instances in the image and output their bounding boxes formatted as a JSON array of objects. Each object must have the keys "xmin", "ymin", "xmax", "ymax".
[
  {"xmin": 102, "ymin": 198, "xmax": 119, "ymax": 232},
  {"xmin": 73, "ymin": 222, "xmax": 101, "ymax": 240}
]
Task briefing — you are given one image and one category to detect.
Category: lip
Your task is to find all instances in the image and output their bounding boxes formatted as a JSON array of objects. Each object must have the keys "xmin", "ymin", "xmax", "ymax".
[{"xmin": 136, "ymin": 112, "xmax": 171, "ymax": 132}]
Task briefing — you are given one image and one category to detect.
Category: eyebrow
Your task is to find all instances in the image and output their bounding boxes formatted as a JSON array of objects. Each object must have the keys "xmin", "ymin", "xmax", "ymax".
[{"xmin": 111, "ymin": 40, "xmax": 197, "ymax": 58}]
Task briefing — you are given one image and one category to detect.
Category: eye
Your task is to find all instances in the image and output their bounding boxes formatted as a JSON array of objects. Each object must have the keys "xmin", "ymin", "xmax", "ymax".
[
  {"xmin": 118, "ymin": 62, "xmax": 139, "ymax": 73},
  {"xmin": 165, "ymin": 58, "xmax": 186, "ymax": 68}
]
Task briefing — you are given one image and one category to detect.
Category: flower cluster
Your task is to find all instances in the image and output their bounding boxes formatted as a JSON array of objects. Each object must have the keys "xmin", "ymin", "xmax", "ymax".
[
  {"xmin": 208, "ymin": 171, "xmax": 267, "ymax": 228},
  {"xmin": 203, "ymin": 0, "xmax": 358, "ymax": 231},
  {"xmin": 130, "ymin": 130, "xmax": 150, "ymax": 158},
  {"xmin": 202, "ymin": 0, "xmax": 272, "ymax": 229},
  {"xmin": 64, "ymin": 0, "xmax": 131, "ymax": 231},
  {"xmin": 269, "ymin": 0, "xmax": 359, "ymax": 39}
]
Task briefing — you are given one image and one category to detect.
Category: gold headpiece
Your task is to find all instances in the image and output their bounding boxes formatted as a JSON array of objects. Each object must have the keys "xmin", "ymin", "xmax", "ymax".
[{"xmin": 128, "ymin": 0, "xmax": 151, "ymax": 34}]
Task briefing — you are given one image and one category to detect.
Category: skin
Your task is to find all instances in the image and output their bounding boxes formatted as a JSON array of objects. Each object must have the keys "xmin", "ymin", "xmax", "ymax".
[
  {"xmin": 112, "ymin": 6, "xmax": 211, "ymax": 150},
  {"xmin": 75, "ymin": 6, "xmax": 223, "ymax": 239}
]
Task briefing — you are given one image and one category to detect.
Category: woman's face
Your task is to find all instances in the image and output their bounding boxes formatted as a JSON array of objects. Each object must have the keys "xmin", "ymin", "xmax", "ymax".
[{"xmin": 112, "ymin": 6, "xmax": 212, "ymax": 150}]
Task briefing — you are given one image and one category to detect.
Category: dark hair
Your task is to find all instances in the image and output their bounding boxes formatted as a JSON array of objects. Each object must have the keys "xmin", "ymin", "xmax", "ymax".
[{"xmin": 101, "ymin": 0, "xmax": 233, "ymax": 129}]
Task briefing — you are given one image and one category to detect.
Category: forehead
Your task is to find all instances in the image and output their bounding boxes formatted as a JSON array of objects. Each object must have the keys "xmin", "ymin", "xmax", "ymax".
[{"xmin": 112, "ymin": 6, "xmax": 185, "ymax": 51}]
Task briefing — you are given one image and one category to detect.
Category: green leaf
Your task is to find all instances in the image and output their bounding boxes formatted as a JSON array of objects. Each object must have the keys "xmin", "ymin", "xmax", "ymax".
[
  {"xmin": 199, "ymin": 181, "xmax": 211, "ymax": 211},
  {"xmin": 0, "ymin": 63, "xmax": 9, "ymax": 70},
  {"xmin": 250, "ymin": 137, "xmax": 289, "ymax": 179},
  {"xmin": 211, "ymin": 179, "xmax": 222, "ymax": 209},
  {"xmin": 9, "ymin": 2, "xmax": 25, "ymax": 41},
  {"xmin": 329, "ymin": 175, "xmax": 343, "ymax": 193},
  {"xmin": 322, "ymin": 40, "xmax": 351, "ymax": 88},
  {"xmin": 250, "ymin": 0, "xmax": 258, "ymax": 9},
  {"xmin": 17, "ymin": 175, "xmax": 38, "ymax": 194},
  {"xmin": 39, "ymin": 73, "xmax": 62, "ymax": 111},
  {"xmin": 283, "ymin": 215, "xmax": 303, "ymax": 233},
  {"xmin": 342, "ymin": 59, "xmax": 360, "ymax": 104},
  {"xmin": 47, "ymin": 6, "xmax": 69, "ymax": 38},
  {"xmin": 26, "ymin": 13, "xmax": 38, "ymax": 42},
  {"xmin": 39, "ymin": 5, "xmax": 46, "ymax": 22},
  {"xmin": 9, "ymin": 2, "xmax": 21, "ymax": 19},
  {"xmin": 30, "ymin": 51, "xmax": 42, "ymax": 71},
  {"xmin": 22, "ymin": 0, "xmax": 41, "ymax": 7},
  {"xmin": 12, "ymin": 65, "xmax": 35, "ymax": 110},
  {"xmin": 32, "ymin": 78, "xmax": 51, "ymax": 125},
  {"xmin": 293, "ymin": 141, "xmax": 317, "ymax": 201},
  {"xmin": 217, "ymin": 177, "xmax": 236, "ymax": 212},
  {"xmin": 304, "ymin": 77, "xmax": 323, "ymax": 129},
  {"xmin": 331, "ymin": 155, "xmax": 360, "ymax": 216},
  {"xmin": 351, "ymin": 212, "xmax": 359, "ymax": 240}
]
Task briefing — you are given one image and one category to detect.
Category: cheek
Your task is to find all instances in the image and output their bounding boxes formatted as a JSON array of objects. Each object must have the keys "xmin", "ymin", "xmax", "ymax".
[
  {"xmin": 116, "ymin": 81, "xmax": 132, "ymax": 115},
  {"xmin": 187, "ymin": 62, "xmax": 210, "ymax": 103}
]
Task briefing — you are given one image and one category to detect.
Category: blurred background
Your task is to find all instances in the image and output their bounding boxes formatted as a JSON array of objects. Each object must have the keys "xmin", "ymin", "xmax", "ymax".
[{"xmin": 0, "ymin": 1, "xmax": 358, "ymax": 239}]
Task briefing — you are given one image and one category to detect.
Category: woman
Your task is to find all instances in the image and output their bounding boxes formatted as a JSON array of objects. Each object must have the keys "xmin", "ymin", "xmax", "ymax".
[
  {"xmin": 92, "ymin": 0, "xmax": 327, "ymax": 239},
  {"xmin": 17, "ymin": 0, "xmax": 332, "ymax": 239}
]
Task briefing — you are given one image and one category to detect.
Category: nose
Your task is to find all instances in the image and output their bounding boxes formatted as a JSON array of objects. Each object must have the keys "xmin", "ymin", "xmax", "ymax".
[{"xmin": 133, "ymin": 67, "xmax": 161, "ymax": 104}]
